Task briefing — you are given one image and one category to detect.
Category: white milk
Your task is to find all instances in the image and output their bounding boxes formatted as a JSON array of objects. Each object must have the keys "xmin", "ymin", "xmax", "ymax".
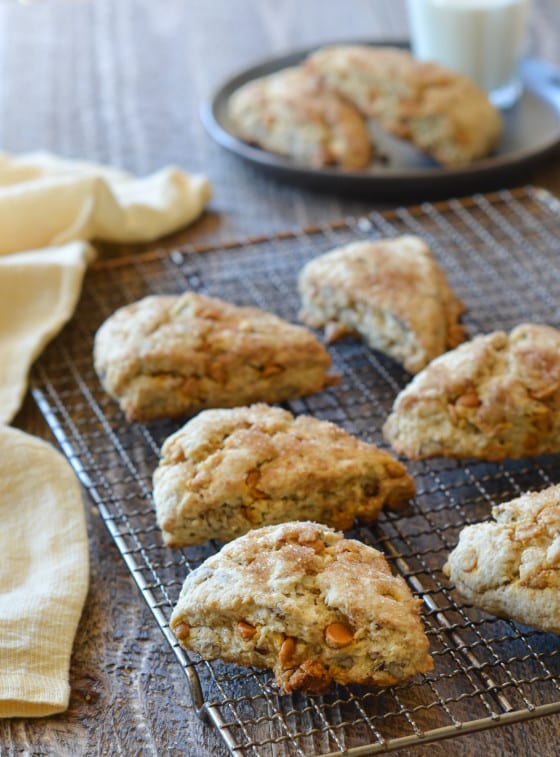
[{"xmin": 406, "ymin": 0, "xmax": 531, "ymax": 107}]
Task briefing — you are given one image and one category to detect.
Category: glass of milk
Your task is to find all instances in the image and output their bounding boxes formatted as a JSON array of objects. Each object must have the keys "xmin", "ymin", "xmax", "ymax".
[{"xmin": 405, "ymin": 0, "xmax": 532, "ymax": 108}]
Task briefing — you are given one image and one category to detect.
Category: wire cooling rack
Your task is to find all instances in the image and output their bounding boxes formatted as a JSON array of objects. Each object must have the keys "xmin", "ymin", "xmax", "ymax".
[{"xmin": 32, "ymin": 185, "xmax": 560, "ymax": 755}]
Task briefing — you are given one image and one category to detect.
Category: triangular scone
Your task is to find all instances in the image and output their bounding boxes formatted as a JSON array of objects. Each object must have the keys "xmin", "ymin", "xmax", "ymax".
[
  {"xmin": 170, "ymin": 521, "xmax": 433, "ymax": 694},
  {"xmin": 154, "ymin": 403, "xmax": 415, "ymax": 547},
  {"xmin": 304, "ymin": 45, "xmax": 502, "ymax": 167},
  {"xmin": 384, "ymin": 323, "xmax": 560, "ymax": 461},
  {"xmin": 443, "ymin": 486, "xmax": 560, "ymax": 634},
  {"xmin": 228, "ymin": 66, "xmax": 373, "ymax": 170},
  {"xmin": 298, "ymin": 235, "xmax": 465, "ymax": 374},
  {"xmin": 93, "ymin": 292, "xmax": 337, "ymax": 423}
]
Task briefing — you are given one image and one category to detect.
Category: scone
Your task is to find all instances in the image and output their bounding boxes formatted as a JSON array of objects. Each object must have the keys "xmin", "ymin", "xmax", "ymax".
[
  {"xmin": 228, "ymin": 66, "xmax": 373, "ymax": 170},
  {"xmin": 443, "ymin": 485, "xmax": 560, "ymax": 634},
  {"xmin": 383, "ymin": 323, "xmax": 560, "ymax": 461},
  {"xmin": 298, "ymin": 235, "xmax": 465, "ymax": 374},
  {"xmin": 170, "ymin": 521, "xmax": 433, "ymax": 694},
  {"xmin": 93, "ymin": 292, "xmax": 337, "ymax": 423},
  {"xmin": 153, "ymin": 403, "xmax": 415, "ymax": 547},
  {"xmin": 305, "ymin": 45, "xmax": 502, "ymax": 166}
]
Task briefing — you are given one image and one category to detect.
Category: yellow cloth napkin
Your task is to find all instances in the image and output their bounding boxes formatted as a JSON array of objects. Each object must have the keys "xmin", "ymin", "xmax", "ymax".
[
  {"xmin": 0, "ymin": 151, "xmax": 212, "ymax": 255},
  {"xmin": 0, "ymin": 242, "xmax": 96, "ymax": 424},
  {"xmin": 0, "ymin": 425, "xmax": 89, "ymax": 717},
  {"xmin": 0, "ymin": 152, "xmax": 212, "ymax": 716},
  {"xmin": 0, "ymin": 151, "xmax": 212, "ymax": 423}
]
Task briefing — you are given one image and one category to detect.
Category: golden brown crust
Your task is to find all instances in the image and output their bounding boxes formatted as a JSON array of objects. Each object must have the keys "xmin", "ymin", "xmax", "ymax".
[
  {"xmin": 305, "ymin": 45, "xmax": 502, "ymax": 166},
  {"xmin": 384, "ymin": 323, "xmax": 560, "ymax": 461},
  {"xmin": 228, "ymin": 66, "xmax": 373, "ymax": 170},
  {"xmin": 153, "ymin": 403, "xmax": 415, "ymax": 547},
  {"xmin": 170, "ymin": 521, "xmax": 433, "ymax": 694},
  {"xmin": 93, "ymin": 292, "xmax": 337, "ymax": 422},
  {"xmin": 298, "ymin": 235, "xmax": 465, "ymax": 374},
  {"xmin": 444, "ymin": 485, "xmax": 560, "ymax": 634}
]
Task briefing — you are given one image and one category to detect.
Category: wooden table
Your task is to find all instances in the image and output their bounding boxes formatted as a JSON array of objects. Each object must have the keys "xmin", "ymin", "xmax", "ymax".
[{"xmin": 2, "ymin": 1, "xmax": 560, "ymax": 755}]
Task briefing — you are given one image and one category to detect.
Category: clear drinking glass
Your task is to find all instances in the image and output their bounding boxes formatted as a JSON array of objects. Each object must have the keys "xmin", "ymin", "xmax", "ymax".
[{"xmin": 405, "ymin": 0, "xmax": 532, "ymax": 108}]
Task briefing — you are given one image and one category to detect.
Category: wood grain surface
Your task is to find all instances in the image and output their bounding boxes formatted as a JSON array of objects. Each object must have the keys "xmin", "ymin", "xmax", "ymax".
[{"xmin": 1, "ymin": 1, "xmax": 560, "ymax": 755}]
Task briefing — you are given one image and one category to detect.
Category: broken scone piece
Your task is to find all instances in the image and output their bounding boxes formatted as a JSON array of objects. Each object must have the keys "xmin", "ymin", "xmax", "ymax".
[
  {"xmin": 170, "ymin": 521, "xmax": 433, "ymax": 694},
  {"xmin": 228, "ymin": 66, "xmax": 373, "ymax": 170},
  {"xmin": 384, "ymin": 323, "xmax": 560, "ymax": 461},
  {"xmin": 444, "ymin": 485, "xmax": 560, "ymax": 634},
  {"xmin": 93, "ymin": 292, "xmax": 337, "ymax": 423},
  {"xmin": 154, "ymin": 403, "xmax": 415, "ymax": 547},
  {"xmin": 298, "ymin": 235, "xmax": 465, "ymax": 374}
]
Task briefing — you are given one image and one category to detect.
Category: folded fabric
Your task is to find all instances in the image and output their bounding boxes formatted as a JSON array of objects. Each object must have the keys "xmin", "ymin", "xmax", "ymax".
[
  {"xmin": 0, "ymin": 241, "xmax": 96, "ymax": 424},
  {"xmin": 0, "ymin": 151, "xmax": 212, "ymax": 255},
  {"xmin": 0, "ymin": 425, "xmax": 89, "ymax": 717},
  {"xmin": 0, "ymin": 152, "xmax": 212, "ymax": 716},
  {"xmin": 0, "ymin": 151, "xmax": 213, "ymax": 423}
]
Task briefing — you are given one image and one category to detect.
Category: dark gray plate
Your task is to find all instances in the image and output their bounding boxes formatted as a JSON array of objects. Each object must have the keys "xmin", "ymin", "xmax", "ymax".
[{"xmin": 201, "ymin": 42, "xmax": 560, "ymax": 199}]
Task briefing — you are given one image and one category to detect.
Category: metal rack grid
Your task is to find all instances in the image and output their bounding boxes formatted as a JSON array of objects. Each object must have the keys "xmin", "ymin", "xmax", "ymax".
[{"xmin": 32, "ymin": 185, "xmax": 560, "ymax": 755}]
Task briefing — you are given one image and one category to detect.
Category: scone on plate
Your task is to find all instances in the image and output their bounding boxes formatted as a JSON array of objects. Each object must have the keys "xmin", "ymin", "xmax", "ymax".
[
  {"xmin": 170, "ymin": 521, "xmax": 433, "ymax": 694},
  {"xmin": 383, "ymin": 323, "xmax": 560, "ymax": 461},
  {"xmin": 298, "ymin": 235, "xmax": 465, "ymax": 374},
  {"xmin": 153, "ymin": 403, "xmax": 415, "ymax": 547},
  {"xmin": 443, "ymin": 485, "xmax": 560, "ymax": 634},
  {"xmin": 305, "ymin": 45, "xmax": 502, "ymax": 166},
  {"xmin": 228, "ymin": 66, "xmax": 373, "ymax": 170},
  {"xmin": 93, "ymin": 292, "xmax": 337, "ymax": 423}
]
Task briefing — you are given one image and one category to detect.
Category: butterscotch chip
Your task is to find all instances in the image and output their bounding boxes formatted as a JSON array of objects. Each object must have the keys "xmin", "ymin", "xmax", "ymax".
[
  {"xmin": 298, "ymin": 235, "xmax": 465, "ymax": 374},
  {"xmin": 228, "ymin": 66, "xmax": 373, "ymax": 170},
  {"xmin": 305, "ymin": 45, "xmax": 502, "ymax": 166},
  {"xmin": 443, "ymin": 485, "xmax": 560, "ymax": 634},
  {"xmin": 237, "ymin": 621, "xmax": 256, "ymax": 640},
  {"xmin": 384, "ymin": 323, "xmax": 560, "ymax": 461},
  {"xmin": 170, "ymin": 521, "xmax": 433, "ymax": 694},
  {"xmin": 93, "ymin": 292, "xmax": 337, "ymax": 423},
  {"xmin": 325, "ymin": 622, "xmax": 354, "ymax": 648},
  {"xmin": 173, "ymin": 622, "xmax": 190, "ymax": 641},
  {"xmin": 153, "ymin": 403, "xmax": 415, "ymax": 547},
  {"xmin": 279, "ymin": 637, "xmax": 296, "ymax": 665}
]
